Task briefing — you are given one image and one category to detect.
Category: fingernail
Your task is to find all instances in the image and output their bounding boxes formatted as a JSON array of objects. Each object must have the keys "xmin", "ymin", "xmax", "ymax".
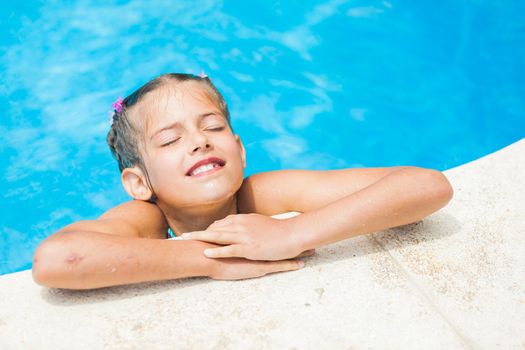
[
  {"xmin": 181, "ymin": 233, "xmax": 190, "ymax": 239},
  {"xmin": 298, "ymin": 261, "xmax": 305, "ymax": 267},
  {"xmin": 204, "ymin": 249, "xmax": 214, "ymax": 256}
]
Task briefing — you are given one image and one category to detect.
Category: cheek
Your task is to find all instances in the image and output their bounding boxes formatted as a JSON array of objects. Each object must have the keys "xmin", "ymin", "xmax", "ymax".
[
  {"xmin": 228, "ymin": 147, "xmax": 246, "ymax": 176},
  {"xmin": 226, "ymin": 144, "xmax": 243, "ymax": 165},
  {"xmin": 224, "ymin": 137, "xmax": 242, "ymax": 156},
  {"xmin": 148, "ymin": 151, "xmax": 184, "ymax": 181}
]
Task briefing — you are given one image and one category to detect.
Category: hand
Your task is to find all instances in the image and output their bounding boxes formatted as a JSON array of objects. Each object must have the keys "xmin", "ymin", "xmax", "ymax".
[
  {"xmin": 181, "ymin": 213, "xmax": 305, "ymax": 261},
  {"xmin": 207, "ymin": 249, "xmax": 315, "ymax": 280}
]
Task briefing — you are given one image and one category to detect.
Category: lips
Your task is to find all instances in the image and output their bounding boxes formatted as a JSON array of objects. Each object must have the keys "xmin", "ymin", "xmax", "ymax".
[{"xmin": 186, "ymin": 157, "xmax": 226, "ymax": 176}]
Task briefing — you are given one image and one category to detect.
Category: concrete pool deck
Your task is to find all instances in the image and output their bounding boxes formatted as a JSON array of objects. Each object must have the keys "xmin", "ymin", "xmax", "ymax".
[{"xmin": 1, "ymin": 138, "xmax": 524, "ymax": 349}]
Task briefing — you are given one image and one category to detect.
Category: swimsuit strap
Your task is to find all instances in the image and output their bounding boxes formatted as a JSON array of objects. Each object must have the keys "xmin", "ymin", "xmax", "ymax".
[{"xmin": 167, "ymin": 227, "xmax": 176, "ymax": 239}]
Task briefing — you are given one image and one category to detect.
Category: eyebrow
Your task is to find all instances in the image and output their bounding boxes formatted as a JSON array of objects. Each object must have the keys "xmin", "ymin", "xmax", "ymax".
[{"xmin": 149, "ymin": 112, "xmax": 221, "ymax": 141}]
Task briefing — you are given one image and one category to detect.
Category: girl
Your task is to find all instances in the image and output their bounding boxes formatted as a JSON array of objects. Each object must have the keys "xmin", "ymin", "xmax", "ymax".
[{"xmin": 32, "ymin": 73, "xmax": 453, "ymax": 290}]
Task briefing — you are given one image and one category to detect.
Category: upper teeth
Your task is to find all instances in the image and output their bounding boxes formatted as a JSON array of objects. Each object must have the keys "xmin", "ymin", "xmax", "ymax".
[{"xmin": 190, "ymin": 163, "xmax": 220, "ymax": 176}]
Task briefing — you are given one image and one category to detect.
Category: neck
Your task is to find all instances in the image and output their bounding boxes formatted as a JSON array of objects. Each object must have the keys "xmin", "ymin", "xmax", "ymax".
[{"xmin": 160, "ymin": 195, "xmax": 238, "ymax": 236}]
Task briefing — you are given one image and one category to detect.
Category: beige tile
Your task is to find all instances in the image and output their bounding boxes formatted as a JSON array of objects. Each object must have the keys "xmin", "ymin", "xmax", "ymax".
[
  {"xmin": 373, "ymin": 138, "xmax": 525, "ymax": 349},
  {"xmin": 0, "ymin": 235, "xmax": 465, "ymax": 349}
]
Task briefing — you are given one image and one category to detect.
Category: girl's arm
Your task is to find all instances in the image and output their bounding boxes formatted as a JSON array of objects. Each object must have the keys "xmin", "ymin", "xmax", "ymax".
[
  {"xmin": 32, "ymin": 201, "xmax": 308, "ymax": 290},
  {"xmin": 33, "ymin": 226, "xmax": 214, "ymax": 289},
  {"xmin": 181, "ymin": 166, "xmax": 453, "ymax": 260},
  {"xmin": 284, "ymin": 166, "xmax": 453, "ymax": 251}
]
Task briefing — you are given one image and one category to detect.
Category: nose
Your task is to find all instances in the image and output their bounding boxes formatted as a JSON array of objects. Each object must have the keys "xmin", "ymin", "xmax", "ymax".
[{"xmin": 188, "ymin": 129, "xmax": 212, "ymax": 154}]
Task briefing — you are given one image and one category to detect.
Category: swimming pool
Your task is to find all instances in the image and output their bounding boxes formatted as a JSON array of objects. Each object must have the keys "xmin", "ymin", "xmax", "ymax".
[{"xmin": 1, "ymin": 0, "xmax": 524, "ymax": 276}]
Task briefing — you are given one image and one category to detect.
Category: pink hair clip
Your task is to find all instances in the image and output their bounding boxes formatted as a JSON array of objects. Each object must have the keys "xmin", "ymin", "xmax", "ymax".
[
  {"xmin": 112, "ymin": 96, "xmax": 124, "ymax": 113},
  {"xmin": 198, "ymin": 70, "xmax": 208, "ymax": 78}
]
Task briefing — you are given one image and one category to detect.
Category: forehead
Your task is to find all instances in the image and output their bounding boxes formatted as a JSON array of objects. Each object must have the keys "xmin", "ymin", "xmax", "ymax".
[{"xmin": 136, "ymin": 81, "xmax": 221, "ymax": 134}]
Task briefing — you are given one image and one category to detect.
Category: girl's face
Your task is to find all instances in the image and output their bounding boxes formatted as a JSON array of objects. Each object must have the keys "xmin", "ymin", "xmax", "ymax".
[{"xmin": 136, "ymin": 81, "xmax": 246, "ymax": 209}]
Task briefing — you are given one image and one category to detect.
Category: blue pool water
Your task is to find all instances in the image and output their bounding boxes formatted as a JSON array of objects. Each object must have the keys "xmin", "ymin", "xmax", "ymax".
[{"xmin": 1, "ymin": 1, "xmax": 524, "ymax": 276}]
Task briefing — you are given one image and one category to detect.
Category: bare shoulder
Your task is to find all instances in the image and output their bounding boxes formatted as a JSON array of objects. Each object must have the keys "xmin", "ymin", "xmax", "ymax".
[
  {"xmin": 237, "ymin": 166, "xmax": 410, "ymax": 215},
  {"xmin": 57, "ymin": 200, "xmax": 169, "ymax": 239}
]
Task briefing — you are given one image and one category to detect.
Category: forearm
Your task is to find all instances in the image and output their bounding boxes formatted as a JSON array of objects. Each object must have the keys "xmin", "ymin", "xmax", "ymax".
[
  {"xmin": 288, "ymin": 168, "xmax": 453, "ymax": 251},
  {"xmin": 32, "ymin": 231, "xmax": 218, "ymax": 289}
]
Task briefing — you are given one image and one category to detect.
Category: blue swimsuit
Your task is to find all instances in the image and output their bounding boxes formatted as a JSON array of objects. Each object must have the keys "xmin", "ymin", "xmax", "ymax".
[{"xmin": 167, "ymin": 227, "xmax": 176, "ymax": 239}]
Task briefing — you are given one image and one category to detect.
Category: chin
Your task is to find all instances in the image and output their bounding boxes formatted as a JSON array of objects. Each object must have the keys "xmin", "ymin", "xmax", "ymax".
[{"xmin": 197, "ymin": 186, "xmax": 237, "ymax": 203}]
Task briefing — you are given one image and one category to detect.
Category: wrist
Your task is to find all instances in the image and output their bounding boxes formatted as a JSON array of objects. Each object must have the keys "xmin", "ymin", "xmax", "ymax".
[
  {"xmin": 182, "ymin": 240, "xmax": 221, "ymax": 278},
  {"xmin": 167, "ymin": 240, "xmax": 217, "ymax": 278},
  {"xmin": 282, "ymin": 215, "xmax": 311, "ymax": 254}
]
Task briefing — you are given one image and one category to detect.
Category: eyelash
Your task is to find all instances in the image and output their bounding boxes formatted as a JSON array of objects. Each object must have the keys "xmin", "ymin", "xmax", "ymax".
[{"xmin": 161, "ymin": 127, "xmax": 225, "ymax": 147}]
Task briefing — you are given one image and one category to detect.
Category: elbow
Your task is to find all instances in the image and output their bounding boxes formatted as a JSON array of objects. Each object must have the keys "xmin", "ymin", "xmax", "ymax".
[
  {"xmin": 394, "ymin": 167, "xmax": 454, "ymax": 226},
  {"xmin": 32, "ymin": 238, "xmax": 69, "ymax": 288},
  {"xmin": 432, "ymin": 170, "xmax": 454, "ymax": 204},
  {"xmin": 401, "ymin": 167, "xmax": 453, "ymax": 206},
  {"xmin": 400, "ymin": 167, "xmax": 454, "ymax": 203},
  {"xmin": 32, "ymin": 241, "xmax": 57, "ymax": 287},
  {"xmin": 419, "ymin": 168, "xmax": 454, "ymax": 207}
]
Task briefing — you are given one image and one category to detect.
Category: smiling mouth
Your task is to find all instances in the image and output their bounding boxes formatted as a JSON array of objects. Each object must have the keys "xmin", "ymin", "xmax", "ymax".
[{"xmin": 187, "ymin": 163, "xmax": 225, "ymax": 177}]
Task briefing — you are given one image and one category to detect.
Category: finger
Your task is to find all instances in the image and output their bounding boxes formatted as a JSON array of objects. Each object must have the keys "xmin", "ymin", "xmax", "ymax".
[
  {"xmin": 209, "ymin": 214, "xmax": 236, "ymax": 227},
  {"xmin": 208, "ymin": 220, "xmax": 229, "ymax": 228},
  {"xmin": 295, "ymin": 249, "xmax": 316, "ymax": 258},
  {"xmin": 181, "ymin": 231, "xmax": 241, "ymax": 245},
  {"xmin": 207, "ymin": 222, "xmax": 241, "ymax": 232},
  {"xmin": 203, "ymin": 244, "xmax": 244, "ymax": 258},
  {"xmin": 207, "ymin": 222, "xmax": 220, "ymax": 230},
  {"xmin": 264, "ymin": 259, "xmax": 306, "ymax": 275}
]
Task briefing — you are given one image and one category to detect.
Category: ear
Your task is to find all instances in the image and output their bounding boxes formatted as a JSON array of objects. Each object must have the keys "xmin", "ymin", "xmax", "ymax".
[
  {"xmin": 234, "ymin": 134, "xmax": 247, "ymax": 168},
  {"xmin": 121, "ymin": 167, "xmax": 153, "ymax": 201}
]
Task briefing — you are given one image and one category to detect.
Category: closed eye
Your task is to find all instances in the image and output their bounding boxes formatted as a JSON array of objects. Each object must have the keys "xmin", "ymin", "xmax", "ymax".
[
  {"xmin": 161, "ymin": 138, "xmax": 180, "ymax": 147},
  {"xmin": 161, "ymin": 127, "xmax": 224, "ymax": 147}
]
